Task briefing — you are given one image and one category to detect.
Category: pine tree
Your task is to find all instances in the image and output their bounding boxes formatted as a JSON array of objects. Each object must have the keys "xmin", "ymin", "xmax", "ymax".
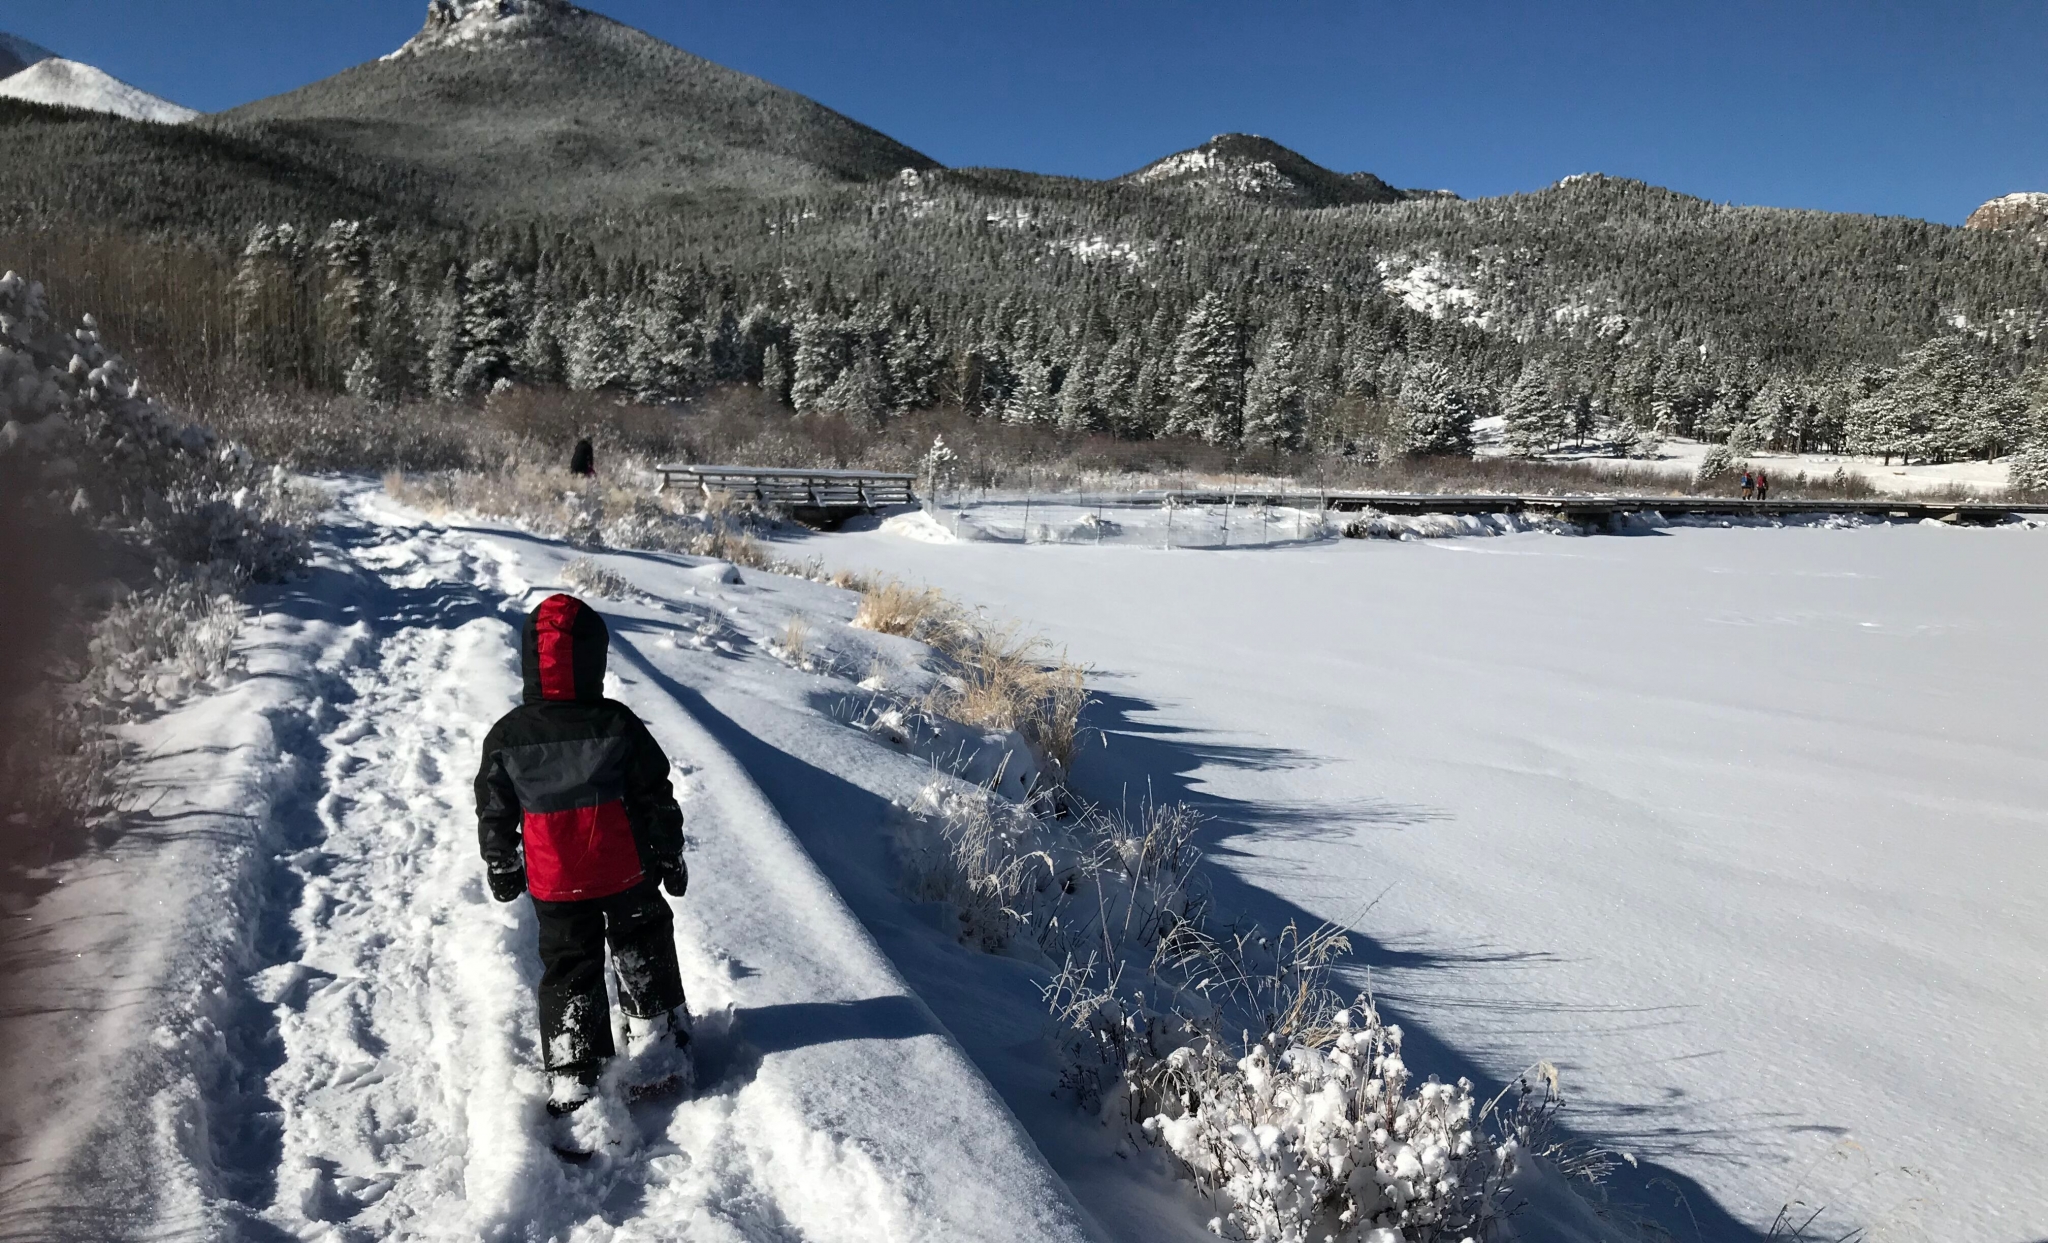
[
  {"xmin": 566, "ymin": 295, "xmax": 631, "ymax": 393},
  {"xmin": 821, "ymin": 354, "xmax": 889, "ymax": 429},
  {"xmin": 452, "ymin": 258, "xmax": 523, "ymax": 394},
  {"xmin": 1397, "ymin": 361, "xmax": 1477, "ymax": 456},
  {"xmin": 1242, "ymin": 336, "xmax": 1305, "ymax": 453},
  {"xmin": 520, "ymin": 297, "xmax": 566, "ymax": 387},
  {"xmin": 760, "ymin": 341, "xmax": 792, "ymax": 406},
  {"xmin": 789, "ymin": 312, "xmax": 845, "ymax": 415},
  {"xmin": 1168, "ymin": 292, "xmax": 1243, "ymax": 445},
  {"xmin": 425, "ymin": 269, "xmax": 466, "ymax": 399},
  {"xmin": 886, "ymin": 304, "xmax": 942, "ymax": 413},
  {"xmin": 1004, "ymin": 357, "xmax": 1057, "ymax": 427},
  {"xmin": 1502, "ymin": 363, "xmax": 1567, "ymax": 457},
  {"xmin": 1057, "ymin": 347, "xmax": 1105, "ymax": 433}
]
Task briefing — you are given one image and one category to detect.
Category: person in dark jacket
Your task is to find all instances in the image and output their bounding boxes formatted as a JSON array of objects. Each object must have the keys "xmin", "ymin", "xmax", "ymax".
[{"xmin": 476, "ymin": 593, "xmax": 690, "ymax": 1116}]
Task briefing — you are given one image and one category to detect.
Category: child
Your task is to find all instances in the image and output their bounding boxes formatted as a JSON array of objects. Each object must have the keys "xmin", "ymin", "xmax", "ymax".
[{"xmin": 475, "ymin": 593, "xmax": 691, "ymax": 1118}]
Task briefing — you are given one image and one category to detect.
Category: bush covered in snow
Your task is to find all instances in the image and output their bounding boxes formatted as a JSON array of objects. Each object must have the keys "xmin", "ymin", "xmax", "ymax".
[
  {"xmin": 0, "ymin": 269, "xmax": 310, "ymax": 847},
  {"xmin": 0, "ymin": 272, "xmax": 308, "ymax": 583}
]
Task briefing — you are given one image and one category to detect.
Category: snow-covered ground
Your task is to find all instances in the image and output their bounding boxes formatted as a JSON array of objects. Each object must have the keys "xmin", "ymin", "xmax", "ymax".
[
  {"xmin": 808, "ymin": 517, "xmax": 2048, "ymax": 1242},
  {"xmin": 13, "ymin": 477, "xmax": 2042, "ymax": 1241},
  {"xmin": 1468, "ymin": 422, "xmax": 2017, "ymax": 498},
  {"xmin": 0, "ymin": 482, "xmax": 1133, "ymax": 1242}
]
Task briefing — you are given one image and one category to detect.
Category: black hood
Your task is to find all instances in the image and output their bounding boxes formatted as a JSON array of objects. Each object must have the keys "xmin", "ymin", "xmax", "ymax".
[{"xmin": 522, "ymin": 593, "xmax": 609, "ymax": 704}]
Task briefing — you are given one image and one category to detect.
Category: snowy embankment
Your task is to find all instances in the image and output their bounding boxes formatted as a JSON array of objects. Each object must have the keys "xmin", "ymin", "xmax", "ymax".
[
  {"xmin": 1, "ymin": 482, "xmax": 1110, "ymax": 1242},
  {"xmin": 809, "ymin": 518, "xmax": 2048, "ymax": 1242}
]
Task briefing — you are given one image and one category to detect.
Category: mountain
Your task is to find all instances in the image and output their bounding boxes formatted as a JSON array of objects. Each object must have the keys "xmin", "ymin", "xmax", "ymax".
[
  {"xmin": 1965, "ymin": 192, "xmax": 2048, "ymax": 240},
  {"xmin": 1120, "ymin": 133, "xmax": 1447, "ymax": 208},
  {"xmin": 216, "ymin": 0, "xmax": 938, "ymax": 219},
  {"xmin": 0, "ymin": 32, "xmax": 54, "ymax": 78},
  {"xmin": 0, "ymin": 58, "xmax": 199, "ymax": 124}
]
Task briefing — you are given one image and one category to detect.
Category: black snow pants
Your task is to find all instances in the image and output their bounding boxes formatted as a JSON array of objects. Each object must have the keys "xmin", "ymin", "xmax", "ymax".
[{"xmin": 533, "ymin": 878, "xmax": 686, "ymax": 1075}]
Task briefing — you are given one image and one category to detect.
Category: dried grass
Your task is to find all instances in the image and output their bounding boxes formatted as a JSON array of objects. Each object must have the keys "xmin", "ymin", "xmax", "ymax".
[{"xmin": 854, "ymin": 581, "xmax": 1093, "ymax": 774}]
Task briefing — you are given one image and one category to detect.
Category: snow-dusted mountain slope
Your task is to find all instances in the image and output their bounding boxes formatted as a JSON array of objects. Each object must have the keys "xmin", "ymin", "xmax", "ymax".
[
  {"xmin": 221, "ymin": 0, "xmax": 937, "ymax": 216},
  {"xmin": 816, "ymin": 514, "xmax": 2048, "ymax": 1243},
  {"xmin": 0, "ymin": 32, "xmax": 54, "ymax": 77},
  {"xmin": 0, "ymin": 58, "xmax": 198, "ymax": 123}
]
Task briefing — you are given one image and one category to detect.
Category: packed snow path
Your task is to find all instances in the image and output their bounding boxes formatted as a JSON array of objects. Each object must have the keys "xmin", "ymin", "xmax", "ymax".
[
  {"xmin": 816, "ymin": 517, "xmax": 2048, "ymax": 1243},
  {"xmin": 0, "ymin": 486, "xmax": 1103, "ymax": 1242},
  {"xmin": 254, "ymin": 496, "xmax": 1098, "ymax": 1242}
]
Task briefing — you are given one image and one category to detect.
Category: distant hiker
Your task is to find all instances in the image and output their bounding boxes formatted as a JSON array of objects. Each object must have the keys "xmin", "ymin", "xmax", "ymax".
[
  {"xmin": 1755, "ymin": 469, "xmax": 1770, "ymax": 501},
  {"xmin": 1740, "ymin": 470, "xmax": 1754, "ymax": 500},
  {"xmin": 475, "ymin": 594, "xmax": 692, "ymax": 1125},
  {"xmin": 569, "ymin": 437, "xmax": 596, "ymax": 477}
]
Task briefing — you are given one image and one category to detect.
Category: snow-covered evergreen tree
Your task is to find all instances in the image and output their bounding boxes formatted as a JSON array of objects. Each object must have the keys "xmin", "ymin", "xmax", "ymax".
[
  {"xmin": 760, "ymin": 341, "xmax": 791, "ymax": 407},
  {"xmin": 1242, "ymin": 336, "xmax": 1305, "ymax": 453},
  {"xmin": 566, "ymin": 295, "xmax": 631, "ymax": 393},
  {"xmin": 451, "ymin": 259, "xmax": 524, "ymax": 395},
  {"xmin": 1502, "ymin": 362, "xmax": 1568, "ymax": 457},
  {"xmin": 887, "ymin": 305, "xmax": 942, "ymax": 413},
  {"xmin": 1167, "ymin": 293, "xmax": 1242, "ymax": 445},
  {"xmin": 1396, "ymin": 361, "xmax": 1477, "ymax": 456},
  {"xmin": 820, "ymin": 353, "xmax": 888, "ymax": 429},
  {"xmin": 789, "ymin": 312, "xmax": 844, "ymax": 415},
  {"xmin": 1004, "ymin": 357, "xmax": 1057, "ymax": 427},
  {"xmin": 1057, "ymin": 348, "xmax": 1105, "ymax": 433}
]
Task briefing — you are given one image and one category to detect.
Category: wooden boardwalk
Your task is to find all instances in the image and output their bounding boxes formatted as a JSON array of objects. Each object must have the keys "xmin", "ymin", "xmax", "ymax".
[
  {"xmin": 1166, "ymin": 490, "xmax": 2048, "ymax": 526},
  {"xmin": 657, "ymin": 464, "xmax": 915, "ymax": 520}
]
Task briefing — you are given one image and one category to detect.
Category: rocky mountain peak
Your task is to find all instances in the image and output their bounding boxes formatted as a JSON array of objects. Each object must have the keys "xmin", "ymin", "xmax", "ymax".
[
  {"xmin": 393, "ymin": 0, "xmax": 589, "ymax": 57},
  {"xmin": 1965, "ymin": 192, "xmax": 2048, "ymax": 239},
  {"xmin": 1122, "ymin": 133, "xmax": 1424, "ymax": 208}
]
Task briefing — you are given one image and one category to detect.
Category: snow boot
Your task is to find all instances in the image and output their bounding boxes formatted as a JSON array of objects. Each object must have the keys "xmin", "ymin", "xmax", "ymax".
[
  {"xmin": 622, "ymin": 1007, "xmax": 695, "ymax": 1102},
  {"xmin": 547, "ymin": 1069, "xmax": 599, "ymax": 1118}
]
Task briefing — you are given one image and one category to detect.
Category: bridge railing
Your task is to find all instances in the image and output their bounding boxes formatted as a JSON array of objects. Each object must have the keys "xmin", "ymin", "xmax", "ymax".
[{"xmin": 656, "ymin": 464, "xmax": 917, "ymax": 511}]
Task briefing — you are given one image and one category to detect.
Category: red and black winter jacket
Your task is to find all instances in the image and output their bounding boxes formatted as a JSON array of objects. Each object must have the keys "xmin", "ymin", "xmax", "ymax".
[{"xmin": 475, "ymin": 594, "xmax": 684, "ymax": 903}]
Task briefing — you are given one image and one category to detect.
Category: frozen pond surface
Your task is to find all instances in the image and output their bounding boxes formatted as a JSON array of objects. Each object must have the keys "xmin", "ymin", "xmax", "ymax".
[{"xmin": 814, "ymin": 518, "xmax": 2048, "ymax": 1242}]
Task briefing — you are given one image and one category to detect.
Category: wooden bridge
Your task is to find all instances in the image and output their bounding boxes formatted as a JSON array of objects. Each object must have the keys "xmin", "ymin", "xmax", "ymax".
[
  {"xmin": 1165, "ymin": 490, "xmax": 2048, "ymax": 527},
  {"xmin": 656, "ymin": 464, "xmax": 916, "ymax": 521}
]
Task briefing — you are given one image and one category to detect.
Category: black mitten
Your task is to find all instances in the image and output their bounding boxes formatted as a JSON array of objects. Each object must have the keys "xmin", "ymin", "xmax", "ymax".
[
  {"xmin": 487, "ymin": 866, "xmax": 527, "ymax": 903},
  {"xmin": 660, "ymin": 857, "xmax": 689, "ymax": 899}
]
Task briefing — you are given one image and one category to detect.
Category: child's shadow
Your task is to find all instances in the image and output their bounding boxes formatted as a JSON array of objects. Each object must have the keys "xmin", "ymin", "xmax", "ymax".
[{"xmin": 692, "ymin": 993, "xmax": 941, "ymax": 1099}]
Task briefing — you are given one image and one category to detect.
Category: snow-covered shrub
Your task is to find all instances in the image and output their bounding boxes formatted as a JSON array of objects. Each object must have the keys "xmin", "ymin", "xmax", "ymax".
[
  {"xmin": 1, "ymin": 269, "xmax": 310, "ymax": 847},
  {"xmin": 899, "ymin": 784, "xmax": 1204, "ymax": 960},
  {"xmin": 561, "ymin": 556, "xmax": 637, "ymax": 600},
  {"xmin": 1144, "ymin": 1000, "xmax": 1489, "ymax": 1243},
  {"xmin": 2007, "ymin": 444, "xmax": 2048, "ymax": 494},
  {"xmin": 1047, "ymin": 925, "xmax": 1518, "ymax": 1243},
  {"xmin": 0, "ymin": 271, "xmax": 308, "ymax": 583},
  {"xmin": 1693, "ymin": 444, "xmax": 1735, "ymax": 489},
  {"xmin": 82, "ymin": 570, "xmax": 246, "ymax": 712}
]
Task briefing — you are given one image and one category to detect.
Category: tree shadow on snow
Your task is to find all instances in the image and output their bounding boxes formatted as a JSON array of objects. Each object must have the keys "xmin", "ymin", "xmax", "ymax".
[
  {"xmin": 1062, "ymin": 686, "xmax": 1774, "ymax": 1243},
  {"xmin": 609, "ymin": 616, "xmax": 1770, "ymax": 1241}
]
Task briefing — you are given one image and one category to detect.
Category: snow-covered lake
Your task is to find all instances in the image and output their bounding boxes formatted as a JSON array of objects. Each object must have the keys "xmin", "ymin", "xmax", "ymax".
[{"xmin": 814, "ymin": 517, "xmax": 2048, "ymax": 1241}]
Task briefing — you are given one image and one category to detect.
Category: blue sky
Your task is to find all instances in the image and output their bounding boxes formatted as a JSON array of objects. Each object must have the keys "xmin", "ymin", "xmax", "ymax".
[{"xmin": 9, "ymin": 1, "xmax": 2045, "ymax": 224}]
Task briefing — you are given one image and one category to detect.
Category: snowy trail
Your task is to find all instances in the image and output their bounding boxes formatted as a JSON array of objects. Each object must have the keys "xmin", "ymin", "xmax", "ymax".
[{"xmin": 237, "ymin": 491, "xmax": 1099, "ymax": 1242}]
